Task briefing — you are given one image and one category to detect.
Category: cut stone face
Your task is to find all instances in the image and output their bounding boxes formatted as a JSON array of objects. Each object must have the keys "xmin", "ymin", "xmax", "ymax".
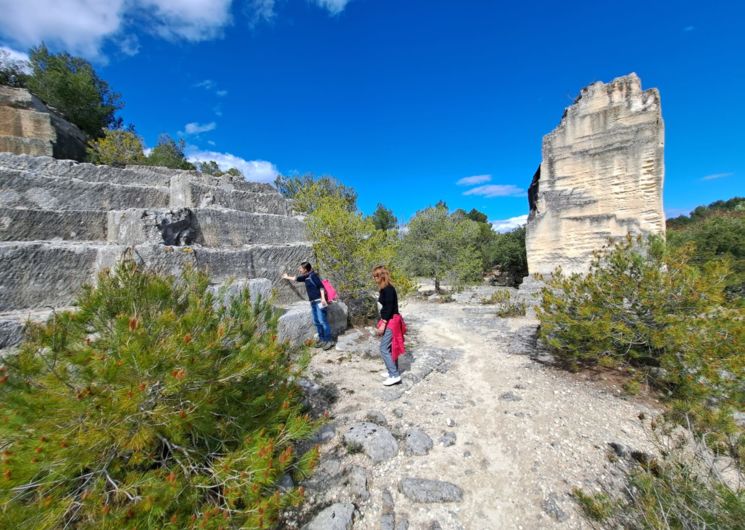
[
  {"xmin": 526, "ymin": 73, "xmax": 665, "ymax": 276},
  {"xmin": 0, "ymin": 152, "xmax": 319, "ymax": 350},
  {"xmin": 0, "ymin": 86, "xmax": 87, "ymax": 161}
]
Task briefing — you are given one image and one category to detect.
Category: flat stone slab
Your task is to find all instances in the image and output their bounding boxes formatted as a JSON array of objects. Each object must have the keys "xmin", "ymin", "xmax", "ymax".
[
  {"xmin": 0, "ymin": 169, "xmax": 170, "ymax": 211},
  {"xmin": 343, "ymin": 422, "xmax": 398, "ymax": 463},
  {"xmin": 398, "ymin": 478, "xmax": 463, "ymax": 503},
  {"xmin": 0, "ymin": 208, "xmax": 108, "ymax": 242},
  {"xmin": 303, "ymin": 502, "xmax": 355, "ymax": 530}
]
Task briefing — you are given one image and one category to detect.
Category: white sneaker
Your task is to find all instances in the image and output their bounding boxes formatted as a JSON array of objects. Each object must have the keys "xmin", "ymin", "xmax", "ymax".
[
  {"xmin": 381, "ymin": 372, "xmax": 390, "ymax": 379},
  {"xmin": 382, "ymin": 376, "xmax": 401, "ymax": 386}
]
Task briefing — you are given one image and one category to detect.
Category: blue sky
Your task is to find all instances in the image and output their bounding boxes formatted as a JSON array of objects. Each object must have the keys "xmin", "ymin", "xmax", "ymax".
[{"xmin": 1, "ymin": 0, "xmax": 742, "ymax": 229}]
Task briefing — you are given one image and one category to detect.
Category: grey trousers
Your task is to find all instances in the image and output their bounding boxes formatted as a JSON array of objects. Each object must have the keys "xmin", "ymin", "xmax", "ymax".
[{"xmin": 379, "ymin": 328, "xmax": 400, "ymax": 377}]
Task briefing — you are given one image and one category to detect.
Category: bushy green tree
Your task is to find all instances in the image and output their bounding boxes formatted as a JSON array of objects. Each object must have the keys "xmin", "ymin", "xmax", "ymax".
[
  {"xmin": 87, "ymin": 129, "xmax": 146, "ymax": 166},
  {"xmin": 399, "ymin": 204, "xmax": 482, "ymax": 292},
  {"xmin": 26, "ymin": 44, "xmax": 123, "ymax": 137},
  {"xmin": 197, "ymin": 161, "xmax": 243, "ymax": 178},
  {"xmin": 667, "ymin": 198, "xmax": 745, "ymax": 298},
  {"xmin": 144, "ymin": 135, "xmax": 195, "ymax": 170},
  {"xmin": 538, "ymin": 235, "xmax": 744, "ymax": 456},
  {"xmin": 274, "ymin": 175, "xmax": 357, "ymax": 213},
  {"xmin": 483, "ymin": 226, "xmax": 528, "ymax": 284},
  {"xmin": 0, "ymin": 49, "xmax": 29, "ymax": 88},
  {"xmin": 0, "ymin": 262, "xmax": 319, "ymax": 529},
  {"xmin": 306, "ymin": 194, "xmax": 409, "ymax": 322},
  {"xmin": 371, "ymin": 203, "xmax": 397, "ymax": 231}
]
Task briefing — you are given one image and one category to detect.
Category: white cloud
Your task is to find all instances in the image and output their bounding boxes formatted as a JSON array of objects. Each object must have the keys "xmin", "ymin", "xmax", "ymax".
[
  {"xmin": 194, "ymin": 79, "xmax": 217, "ymax": 90},
  {"xmin": 194, "ymin": 79, "xmax": 227, "ymax": 100},
  {"xmin": 0, "ymin": 45, "xmax": 30, "ymax": 64},
  {"xmin": 248, "ymin": 0, "xmax": 351, "ymax": 24},
  {"xmin": 684, "ymin": 25, "xmax": 695, "ymax": 32},
  {"xmin": 187, "ymin": 148, "xmax": 279, "ymax": 183},
  {"xmin": 463, "ymin": 184, "xmax": 525, "ymax": 198},
  {"xmin": 490, "ymin": 214, "xmax": 528, "ymax": 233},
  {"xmin": 131, "ymin": 0, "xmax": 233, "ymax": 42},
  {"xmin": 457, "ymin": 174, "xmax": 492, "ymax": 186},
  {"xmin": 248, "ymin": 0, "xmax": 277, "ymax": 26},
  {"xmin": 183, "ymin": 121, "xmax": 217, "ymax": 134},
  {"xmin": 701, "ymin": 172, "xmax": 734, "ymax": 181},
  {"xmin": 118, "ymin": 34, "xmax": 141, "ymax": 56},
  {"xmin": 0, "ymin": 0, "xmax": 232, "ymax": 59},
  {"xmin": 311, "ymin": 0, "xmax": 351, "ymax": 15}
]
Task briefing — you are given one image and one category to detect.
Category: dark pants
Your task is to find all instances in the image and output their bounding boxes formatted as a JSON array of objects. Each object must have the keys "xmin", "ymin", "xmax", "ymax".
[{"xmin": 310, "ymin": 301, "xmax": 332, "ymax": 342}]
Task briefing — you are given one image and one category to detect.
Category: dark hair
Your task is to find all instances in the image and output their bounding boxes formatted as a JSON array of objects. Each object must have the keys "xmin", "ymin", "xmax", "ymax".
[{"xmin": 300, "ymin": 261, "xmax": 312, "ymax": 272}]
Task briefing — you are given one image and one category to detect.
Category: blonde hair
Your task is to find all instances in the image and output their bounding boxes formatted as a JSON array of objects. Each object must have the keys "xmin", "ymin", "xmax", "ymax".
[{"xmin": 372, "ymin": 265, "xmax": 392, "ymax": 289}]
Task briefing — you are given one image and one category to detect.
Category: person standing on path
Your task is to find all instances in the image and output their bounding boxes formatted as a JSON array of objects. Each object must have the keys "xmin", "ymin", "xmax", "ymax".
[
  {"xmin": 374, "ymin": 266, "xmax": 405, "ymax": 386},
  {"xmin": 283, "ymin": 261, "xmax": 334, "ymax": 350}
]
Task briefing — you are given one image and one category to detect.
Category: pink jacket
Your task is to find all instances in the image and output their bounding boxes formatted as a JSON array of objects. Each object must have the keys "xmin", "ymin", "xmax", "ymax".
[{"xmin": 378, "ymin": 314, "xmax": 407, "ymax": 362}]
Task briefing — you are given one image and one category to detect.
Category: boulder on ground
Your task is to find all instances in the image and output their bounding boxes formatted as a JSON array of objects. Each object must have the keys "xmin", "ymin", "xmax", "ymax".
[{"xmin": 278, "ymin": 300, "xmax": 348, "ymax": 345}]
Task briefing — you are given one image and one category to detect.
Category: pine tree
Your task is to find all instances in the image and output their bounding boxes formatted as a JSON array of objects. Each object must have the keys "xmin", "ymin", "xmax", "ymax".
[{"xmin": 0, "ymin": 262, "xmax": 320, "ymax": 528}]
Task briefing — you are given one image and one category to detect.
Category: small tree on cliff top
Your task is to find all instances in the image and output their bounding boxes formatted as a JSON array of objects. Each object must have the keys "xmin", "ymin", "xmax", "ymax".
[
  {"xmin": 0, "ymin": 262, "xmax": 320, "ymax": 529},
  {"xmin": 275, "ymin": 174, "xmax": 357, "ymax": 214},
  {"xmin": 87, "ymin": 128, "xmax": 146, "ymax": 167},
  {"xmin": 26, "ymin": 44, "xmax": 123, "ymax": 137}
]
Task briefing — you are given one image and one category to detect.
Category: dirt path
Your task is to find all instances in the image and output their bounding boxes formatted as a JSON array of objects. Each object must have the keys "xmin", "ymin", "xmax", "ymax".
[{"xmin": 295, "ymin": 294, "xmax": 661, "ymax": 529}]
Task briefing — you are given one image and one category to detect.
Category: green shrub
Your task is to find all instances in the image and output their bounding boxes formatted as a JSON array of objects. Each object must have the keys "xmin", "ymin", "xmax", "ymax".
[
  {"xmin": 0, "ymin": 262, "xmax": 320, "ymax": 529},
  {"xmin": 143, "ymin": 135, "xmax": 195, "ymax": 170},
  {"xmin": 667, "ymin": 204, "xmax": 745, "ymax": 299},
  {"xmin": 87, "ymin": 129, "xmax": 146, "ymax": 167},
  {"xmin": 481, "ymin": 290, "xmax": 526, "ymax": 317},
  {"xmin": 537, "ymin": 235, "xmax": 744, "ymax": 457}
]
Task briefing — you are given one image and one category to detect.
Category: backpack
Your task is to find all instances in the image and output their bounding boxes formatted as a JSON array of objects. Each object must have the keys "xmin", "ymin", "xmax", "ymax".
[
  {"xmin": 321, "ymin": 279, "xmax": 337, "ymax": 302},
  {"xmin": 310, "ymin": 273, "xmax": 337, "ymax": 303}
]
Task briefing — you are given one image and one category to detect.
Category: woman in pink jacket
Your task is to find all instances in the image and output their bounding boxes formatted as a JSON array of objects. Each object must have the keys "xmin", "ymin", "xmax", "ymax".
[{"xmin": 373, "ymin": 266, "xmax": 406, "ymax": 386}]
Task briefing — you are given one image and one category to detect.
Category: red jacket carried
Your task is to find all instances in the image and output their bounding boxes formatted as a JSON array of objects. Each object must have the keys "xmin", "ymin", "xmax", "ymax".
[{"xmin": 378, "ymin": 314, "xmax": 407, "ymax": 362}]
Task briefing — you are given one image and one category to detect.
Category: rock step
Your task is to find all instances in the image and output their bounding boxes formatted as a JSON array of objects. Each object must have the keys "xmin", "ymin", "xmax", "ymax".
[
  {"xmin": 0, "ymin": 307, "xmax": 72, "ymax": 351},
  {"xmin": 0, "ymin": 206, "xmax": 304, "ymax": 245},
  {"xmin": 0, "ymin": 169, "xmax": 171, "ymax": 211},
  {"xmin": 0, "ymin": 241, "xmax": 312, "ymax": 312},
  {"xmin": 0, "ymin": 153, "xmax": 276, "ymax": 194},
  {"xmin": 170, "ymin": 177, "xmax": 291, "ymax": 215},
  {"xmin": 108, "ymin": 208, "xmax": 306, "ymax": 247},
  {"xmin": 0, "ymin": 208, "xmax": 108, "ymax": 241},
  {"xmin": 0, "ymin": 169, "xmax": 291, "ymax": 215}
]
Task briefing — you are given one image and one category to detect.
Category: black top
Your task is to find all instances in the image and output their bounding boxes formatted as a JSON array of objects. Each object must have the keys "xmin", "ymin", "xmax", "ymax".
[
  {"xmin": 295, "ymin": 271, "xmax": 324, "ymax": 301},
  {"xmin": 378, "ymin": 284, "xmax": 399, "ymax": 321}
]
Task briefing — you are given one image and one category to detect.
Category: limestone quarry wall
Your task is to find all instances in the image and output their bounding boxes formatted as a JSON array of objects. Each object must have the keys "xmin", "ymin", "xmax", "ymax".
[
  {"xmin": 0, "ymin": 86, "xmax": 87, "ymax": 161},
  {"xmin": 526, "ymin": 73, "xmax": 665, "ymax": 276},
  {"xmin": 0, "ymin": 153, "xmax": 329, "ymax": 349}
]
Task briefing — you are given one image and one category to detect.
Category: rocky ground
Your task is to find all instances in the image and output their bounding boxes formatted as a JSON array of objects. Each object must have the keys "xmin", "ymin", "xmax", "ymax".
[{"xmin": 285, "ymin": 285, "xmax": 663, "ymax": 530}]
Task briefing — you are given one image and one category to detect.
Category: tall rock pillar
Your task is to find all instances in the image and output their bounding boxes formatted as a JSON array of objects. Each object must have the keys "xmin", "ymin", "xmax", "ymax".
[{"xmin": 526, "ymin": 73, "xmax": 665, "ymax": 276}]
